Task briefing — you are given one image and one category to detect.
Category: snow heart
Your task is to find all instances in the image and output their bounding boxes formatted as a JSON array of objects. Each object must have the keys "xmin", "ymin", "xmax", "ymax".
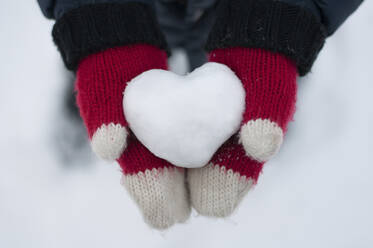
[{"xmin": 123, "ymin": 62, "xmax": 245, "ymax": 168}]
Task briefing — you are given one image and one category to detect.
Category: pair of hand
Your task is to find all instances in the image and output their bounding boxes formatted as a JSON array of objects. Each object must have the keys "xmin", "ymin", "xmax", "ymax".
[{"xmin": 76, "ymin": 44, "xmax": 297, "ymax": 229}]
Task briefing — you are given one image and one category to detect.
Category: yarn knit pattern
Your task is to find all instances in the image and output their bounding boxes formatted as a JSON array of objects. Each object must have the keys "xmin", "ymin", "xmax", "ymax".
[
  {"xmin": 117, "ymin": 133, "xmax": 190, "ymax": 229},
  {"xmin": 210, "ymin": 47, "xmax": 297, "ymax": 131},
  {"xmin": 76, "ymin": 44, "xmax": 167, "ymax": 160},
  {"xmin": 77, "ymin": 46, "xmax": 191, "ymax": 229},
  {"xmin": 76, "ymin": 44, "xmax": 167, "ymax": 139},
  {"xmin": 188, "ymin": 47, "xmax": 297, "ymax": 217},
  {"xmin": 210, "ymin": 47, "xmax": 297, "ymax": 162},
  {"xmin": 53, "ymin": 2, "xmax": 190, "ymax": 230}
]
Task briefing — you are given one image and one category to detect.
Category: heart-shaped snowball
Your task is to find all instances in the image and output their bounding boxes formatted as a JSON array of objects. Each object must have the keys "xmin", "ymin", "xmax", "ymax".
[{"xmin": 123, "ymin": 62, "xmax": 245, "ymax": 168}]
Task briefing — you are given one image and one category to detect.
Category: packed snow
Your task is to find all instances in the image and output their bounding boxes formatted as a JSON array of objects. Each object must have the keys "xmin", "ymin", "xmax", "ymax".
[
  {"xmin": 123, "ymin": 63, "xmax": 245, "ymax": 168},
  {"xmin": 1, "ymin": 1, "xmax": 373, "ymax": 248}
]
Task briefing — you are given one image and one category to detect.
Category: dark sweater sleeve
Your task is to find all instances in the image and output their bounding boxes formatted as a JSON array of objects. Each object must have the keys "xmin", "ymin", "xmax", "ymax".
[
  {"xmin": 47, "ymin": 2, "xmax": 168, "ymax": 71},
  {"xmin": 206, "ymin": 0, "xmax": 363, "ymax": 76}
]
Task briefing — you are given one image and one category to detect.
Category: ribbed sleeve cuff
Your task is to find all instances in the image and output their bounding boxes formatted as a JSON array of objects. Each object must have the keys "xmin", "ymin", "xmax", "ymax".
[
  {"xmin": 205, "ymin": 0, "xmax": 327, "ymax": 76},
  {"xmin": 52, "ymin": 3, "xmax": 169, "ymax": 71}
]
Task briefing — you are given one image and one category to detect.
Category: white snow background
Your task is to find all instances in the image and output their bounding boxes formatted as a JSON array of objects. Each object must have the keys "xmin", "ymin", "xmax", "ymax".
[{"xmin": 0, "ymin": 1, "xmax": 372, "ymax": 247}]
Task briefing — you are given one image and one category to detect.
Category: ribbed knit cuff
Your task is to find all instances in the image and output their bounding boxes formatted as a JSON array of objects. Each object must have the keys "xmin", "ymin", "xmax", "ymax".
[
  {"xmin": 52, "ymin": 3, "xmax": 169, "ymax": 71},
  {"xmin": 206, "ymin": 0, "xmax": 327, "ymax": 76}
]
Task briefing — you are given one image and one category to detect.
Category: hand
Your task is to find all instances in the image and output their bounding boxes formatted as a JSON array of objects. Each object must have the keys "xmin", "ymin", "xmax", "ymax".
[
  {"xmin": 76, "ymin": 45, "xmax": 190, "ymax": 229},
  {"xmin": 188, "ymin": 47, "xmax": 297, "ymax": 217}
]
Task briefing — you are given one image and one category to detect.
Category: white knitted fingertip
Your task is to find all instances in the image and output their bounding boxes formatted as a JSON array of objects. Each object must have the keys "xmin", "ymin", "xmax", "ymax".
[
  {"xmin": 239, "ymin": 119, "xmax": 283, "ymax": 162},
  {"xmin": 91, "ymin": 123, "xmax": 128, "ymax": 161},
  {"xmin": 188, "ymin": 163, "xmax": 253, "ymax": 218},
  {"xmin": 121, "ymin": 167, "xmax": 190, "ymax": 230}
]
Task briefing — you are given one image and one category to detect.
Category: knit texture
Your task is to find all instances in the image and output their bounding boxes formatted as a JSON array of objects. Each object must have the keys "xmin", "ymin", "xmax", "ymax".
[
  {"xmin": 188, "ymin": 47, "xmax": 297, "ymax": 217},
  {"xmin": 121, "ymin": 166, "xmax": 190, "ymax": 229},
  {"xmin": 188, "ymin": 136, "xmax": 262, "ymax": 217},
  {"xmin": 118, "ymin": 132, "xmax": 175, "ymax": 175},
  {"xmin": 119, "ymin": 135, "xmax": 190, "ymax": 229},
  {"xmin": 52, "ymin": 2, "xmax": 169, "ymax": 71},
  {"xmin": 76, "ymin": 44, "xmax": 167, "ymax": 137},
  {"xmin": 210, "ymin": 47, "xmax": 297, "ymax": 162},
  {"xmin": 189, "ymin": 162, "xmax": 254, "ymax": 217},
  {"xmin": 76, "ymin": 45, "xmax": 190, "ymax": 228},
  {"xmin": 54, "ymin": 2, "xmax": 190, "ymax": 229},
  {"xmin": 209, "ymin": 136, "xmax": 264, "ymax": 181},
  {"xmin": 240, "ymin": 119, "xmax": 284, "ymax": 162},
  {"xmin": 205, "ymin": 0, "xmax": 327, "ymax": 75},
  {"xmin": 210, "ymin": 48, "xmax": 297, "ymax": 132}
]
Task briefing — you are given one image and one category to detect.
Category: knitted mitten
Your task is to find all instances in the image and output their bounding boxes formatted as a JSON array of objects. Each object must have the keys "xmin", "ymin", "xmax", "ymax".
[
  {"xmin": 188, "ymin": 48, "xmax": 296, "ymax": 217},
  {"xmin": 210, "ymin": 48, "xmax": 298, "ymax": 162},
  {"xmin": 53, "ymin": 3, "xmax": 190, "ymax": 229},
  {"xmin": 77, "ymin": 45, "xmax": 190, "ymax": 229},
  {"xmin": 188, "ymin": 136, "xmax": 263, "ymax": 217},
  {"xmin": 118, "ymin": 134, "xmax": 190, "ymax": 229},
  {"xmin": 76, "ymin": 45, "xmax": 167, "ymax": 160},
  {"xmin": 188, "ymin": 0, "xmax": 326, "ymax": 217}
]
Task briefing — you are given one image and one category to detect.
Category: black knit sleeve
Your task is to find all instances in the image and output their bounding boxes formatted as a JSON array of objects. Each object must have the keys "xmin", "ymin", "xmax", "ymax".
[
  {"xmin": 52, "ymin": 2, "xmax": 168, "ymax": 71},
  {"xmin": 206, "ymin": 0, "xmax": 327, "ymax": 76}
]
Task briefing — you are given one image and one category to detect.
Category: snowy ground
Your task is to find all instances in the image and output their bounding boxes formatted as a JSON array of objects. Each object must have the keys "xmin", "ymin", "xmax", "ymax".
[{"xmin": 0, "ymin": 1, "xmax": 372, "ymax": 248}]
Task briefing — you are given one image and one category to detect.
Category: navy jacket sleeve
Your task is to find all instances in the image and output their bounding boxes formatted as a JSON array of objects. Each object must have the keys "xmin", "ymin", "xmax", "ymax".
[
  {"xmin": 283, "ymin": 0, "xmax": 364, "ymax": 35},
  {"xmin": 37, "ymin": 0, "xmax": 155, "ymax": 19},
  {"xmin": 314, "ymin": 0, "xmax": 363, "ymax": 35},
  {"xmin": 37, "ymin": 0, "xmax": 54, "ymax": 18}
]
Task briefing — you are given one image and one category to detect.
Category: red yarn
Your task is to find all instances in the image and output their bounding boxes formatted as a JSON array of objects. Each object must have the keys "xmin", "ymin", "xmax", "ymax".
[
  {"xmin": 211, "ymin": 136, "xmax": 264, "ymax": 182},
  {"xmin": 76, "ymin": 44, "xmax": 175, "ymax": 175},
  {"xmin": 118, "ymin": 131, "xmax": 175, "ymax": 175},
  {"xmin": 76, "ymin": 44, "xmax": 168, "ymax": 138},
  {"xmin": 210, "ymin": 48, "xmax": 297, "ymax": 130},
  {"xmin": 209, "ymin": 47, "xmax": 298, "ymax": 180}
]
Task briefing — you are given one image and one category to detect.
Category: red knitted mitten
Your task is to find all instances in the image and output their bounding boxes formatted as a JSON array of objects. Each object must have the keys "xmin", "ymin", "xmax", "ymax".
[
  {"xmin": 76, "ymin": 44, "xmax": 166, "ymax": 161},
  {"xmin": 189, "ymin": 47, "xmax": 297, "ymax": 217},
  {"xmin": 76, "ymin": 45, "xmax": 190, "ymax": 229}
]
